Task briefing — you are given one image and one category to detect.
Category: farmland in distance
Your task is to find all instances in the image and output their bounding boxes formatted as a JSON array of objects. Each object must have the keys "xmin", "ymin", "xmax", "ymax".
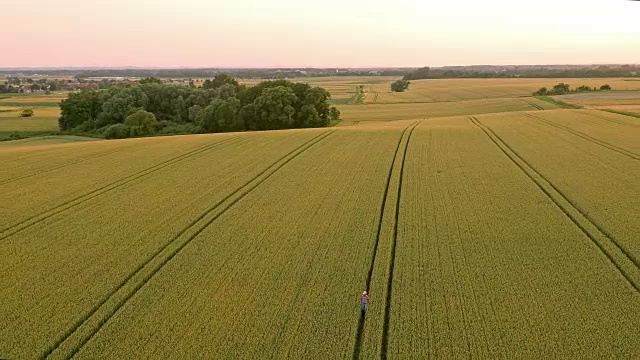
[{"xmin": 0, "ymin": 92, "xmax": 64, "ymax": 137}]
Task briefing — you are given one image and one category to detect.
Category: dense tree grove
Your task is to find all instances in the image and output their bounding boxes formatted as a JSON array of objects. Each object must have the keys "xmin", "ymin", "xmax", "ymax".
[
  {"xmin": 532, "ymin": 83, "xmax": 612, "ymax": 96},
  {"xmin": 390, "ymin": 80, "xmax": 410, "ymax": 92},
  {"xmin": 59, "ymin": 75, "xmax": 340, "ymax": 138}
]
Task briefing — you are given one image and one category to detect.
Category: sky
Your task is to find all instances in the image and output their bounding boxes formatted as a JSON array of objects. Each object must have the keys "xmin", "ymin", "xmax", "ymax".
[{"xmin": 3, "ymin": 0, "xmax": 640, "ymax": 68}]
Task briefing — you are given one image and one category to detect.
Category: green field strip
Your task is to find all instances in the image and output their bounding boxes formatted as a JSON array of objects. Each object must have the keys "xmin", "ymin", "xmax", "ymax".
[
  {"xmin": 471, "ymin": 117, "xmax": 640, "ymax": 290},
  {"xmin": 45, "ymin": 130, "xmax": 335, "ymax": 359},
  {"xmin": 600, "ymin": 109, "xmax": 640, "ymax": 120},
  {"xmin": 347, "ymin": 86, "xmax": 365, "ymax": 104},
  {"xmin": 352, "ymin": 122, "xmax": 416, "ymax": 360},
  {"xmin": 522, "ymin": 113, "xmax": 639, "ymax": 160},
  {"xmin": 536, "ymin": 96, "xmax": 583, "ymax": 109},
  {"xmin": 0, "ymin": 136, "xmax": 240, "ymax": 239},
  {"xmin": 0, "ymin": 102, "xmax": 60, "ymax": 107}
]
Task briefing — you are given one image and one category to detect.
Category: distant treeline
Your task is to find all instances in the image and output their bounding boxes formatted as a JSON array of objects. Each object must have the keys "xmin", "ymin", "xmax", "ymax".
[
  {"xmin": 4, "ymin": 64, "xmax": 639, "ymax": 80},
  {"xmin": 403, "ymin": 65, "xmax": 640, "ymax": 80},
  {"xmin": 1, "ymin": 68, "xmax": 407, "ymax": 79},
  {"xmin": 60, "ymin": 75, "xmax": 340, "ymax": 139}
]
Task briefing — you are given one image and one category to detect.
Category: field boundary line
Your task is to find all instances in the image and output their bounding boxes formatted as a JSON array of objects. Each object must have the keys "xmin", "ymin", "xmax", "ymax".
[
  {"xmin": 44, "ymin": 130, "xmax": 335, "ymax": 360},
  {"xmin": 380, "ymin": 121, "xmax": 420, "ymax": 360},
  {"xmin": 586, "ymin": 110, "xmax": 640, "ymax": 128},
  {"xmin": 352, "ymin": 121, "xmax": 417, "ymax": 360},
  {"xmin": 0, "ymin": 136, "xmax": 240, "ymax": 239},
  {"xmin": 470, "ymin": 116, "xmax": 639, "ymax": 292},
  {"xmin": 522, "ymin": 113, "xmax": 639, "ymax": 160}
]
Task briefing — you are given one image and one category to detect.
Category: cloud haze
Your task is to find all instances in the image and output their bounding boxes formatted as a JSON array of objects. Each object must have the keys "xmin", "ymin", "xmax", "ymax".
[{"xmin": 3, "ymin": 0, "xmax": 640, "ymax": 67}]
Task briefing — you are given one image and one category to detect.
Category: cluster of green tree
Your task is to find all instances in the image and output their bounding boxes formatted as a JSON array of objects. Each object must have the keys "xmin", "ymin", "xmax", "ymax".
[
  {"xmin": 19, "ymin": 109, "xmax": 35, "ymax": 117},
  {"xmin": 402, "ymin": 67, "xmax": 430, "ymax": 80},
  {"xmin": 533, "ymin": 83, "xmax": 611, "ymax": 96},
  {"xmin": 402, "ymin": 65, "xmax": 640, "ymax": 80},
  {"xmin": 390, "ymin": 80, "xmax": 410, "ymax": 92},
  {"xmin": 59, "ymin": 75, "xmax": 340, "ymax": 139}
]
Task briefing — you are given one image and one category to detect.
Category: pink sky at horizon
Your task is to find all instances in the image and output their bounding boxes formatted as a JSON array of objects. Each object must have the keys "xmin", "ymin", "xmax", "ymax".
[{"xmin": 4, "ymin": 0, "xmax": 640, "ymax": 68}]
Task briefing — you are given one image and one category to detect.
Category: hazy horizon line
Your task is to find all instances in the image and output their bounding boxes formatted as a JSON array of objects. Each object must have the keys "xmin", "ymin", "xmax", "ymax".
[{"xmin": 2, "ymin": 63, "xmax": 639, "ymax": 71}]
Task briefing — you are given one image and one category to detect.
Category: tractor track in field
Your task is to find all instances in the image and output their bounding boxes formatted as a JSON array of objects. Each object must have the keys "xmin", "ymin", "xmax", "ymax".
[
  {"xmin": 470, "ymin": 116, "xmax": 639, "ymax": 292},
  {"xmin": 352, "ymin": 121, "xmax": 417, "ymax": 360},
  {"xmin": 380, "ymin": 121, "xmax": 419, "ymax": 360},
  {"xmin": 43, "ymin": 130, "xmax": 335, "ymax": 360},
  {"xmin": 525, "ymin": 101, "xmax": 544, "ymax": 110},
  {"xmin": 522, "ymin": 113, "xmax": 639, "ymax": 160},
  {"xmin": 1, "ymin": 144, "xmax": 142, "ymax": 186},
  {"xmin": 0, "ymin": 136, "xmax": 241, "ymax": 240}
]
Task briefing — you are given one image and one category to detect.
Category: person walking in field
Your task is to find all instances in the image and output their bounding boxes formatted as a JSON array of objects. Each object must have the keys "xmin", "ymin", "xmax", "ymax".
[{"xmin": 360, "ymin": 291, "xmax": 369, "ymax": 315}]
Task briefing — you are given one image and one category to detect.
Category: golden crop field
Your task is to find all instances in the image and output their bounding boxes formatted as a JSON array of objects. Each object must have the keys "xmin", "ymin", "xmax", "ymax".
[
  {"xmin": 303, "ymin": 77, "xmax": 637, "ymax": 125},
  {"xmin": 362, "ymin": 78, "xmax": 640, "ymax": 104},
  {"xmin": 0, "ymin": 93, "xmax": 67, "ymax": 105},
  {"xmin": 557, "ymin": 91, "xmax": 640, "ymax": 106},
  {"xmin": 1, "ymin": 105, "xmax": 638, "ymax": 358},
  {"xmin": 553, "ymin": 90, "xmax": 640, "ymax": 115},
  {"xmin": 336, "ymin": 97, "xmax": 558, "ymax": 125},
  {"xmin": 0, "ymin": 106, "xmax": 60, "ymax": 132}
]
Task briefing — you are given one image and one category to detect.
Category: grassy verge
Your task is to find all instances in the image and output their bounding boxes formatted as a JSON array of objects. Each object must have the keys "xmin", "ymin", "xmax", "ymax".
[
  {"xmin": 329, "ymin": 119, "xmax": 342, "ymax": 127},
  {"xmin": 347, "ymin": 86, "xmax": 365, "ymax": 104},
  {"xmin": 0, "ymin": 102, "xmax": 60, "ymax": 107},
  {"xmin": 536, "ymin": 96, "xmax": 583, "ymax": 109},
  {"xmin": 0, "ymin": 131, "xmax": 104, "ymax": 142},
  {"xmin": 0, "ymin": 131, "xmax": 57, "ymax": 141},
  {"xmin": 601, "ymin": 109, "xmax": 640, "ymax": 119},
  {"xmin": 328, "ymin": 98, "xmax": 350, "ymax": 105}
]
